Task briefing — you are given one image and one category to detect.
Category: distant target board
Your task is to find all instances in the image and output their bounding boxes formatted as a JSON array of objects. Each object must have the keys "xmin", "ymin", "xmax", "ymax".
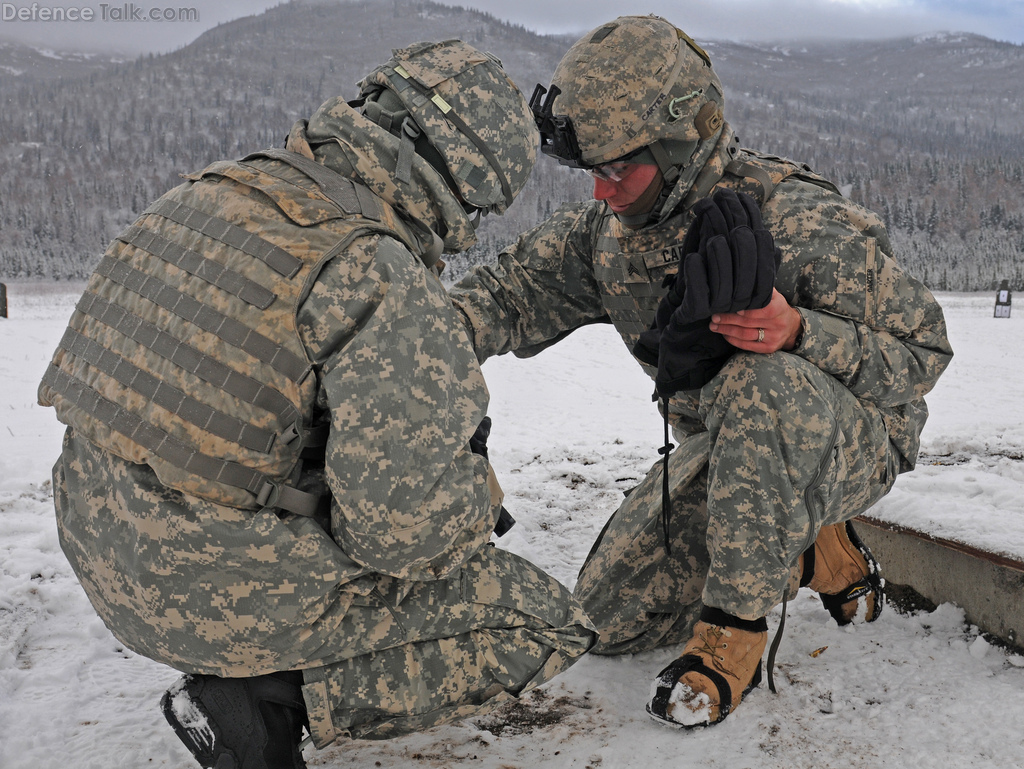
[{"xmin": 995, "ymin": 280, "xmax": 1012, "ymax": 318}]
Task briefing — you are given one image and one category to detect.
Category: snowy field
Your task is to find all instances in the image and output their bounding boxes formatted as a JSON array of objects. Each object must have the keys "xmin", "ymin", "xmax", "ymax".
[{"xmin": 2, "ymin": 283, "xmax": 1023, "ymax": 768}]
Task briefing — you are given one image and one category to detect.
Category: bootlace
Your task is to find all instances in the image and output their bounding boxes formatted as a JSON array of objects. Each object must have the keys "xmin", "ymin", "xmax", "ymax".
[
  {"xmin": 694, "ymin": 625, "xmax": 731, "ymax": 673},
  {"xmin": 766, "ymin": 595, "xmax": 787, "ymax": 693}
]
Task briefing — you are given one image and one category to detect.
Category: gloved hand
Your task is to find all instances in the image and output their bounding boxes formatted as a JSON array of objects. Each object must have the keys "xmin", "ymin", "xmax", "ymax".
[
  {"xmin": 635, "ymin": 317, "xmax": 734, "ymax": 396},
  {"xmin": 632, "ymin": 188, "xmax": 779, "ymax": 397},
  {"xmin": 468, "ymin": 416, "xmax": 516, "ymax": 537},
  {"xmin": 670, "ymin": 188, "xmax": 780, "ymax": 322},
  {"xmin": 469, "ymin": 416, "xmax": 492, "ymax": 459}
]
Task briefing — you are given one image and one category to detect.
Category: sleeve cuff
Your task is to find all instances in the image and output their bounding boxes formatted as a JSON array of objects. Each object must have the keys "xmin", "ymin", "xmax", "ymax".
[{"xmin": 790, "ymin": 306, "xmax": 857, "ymax": 375}]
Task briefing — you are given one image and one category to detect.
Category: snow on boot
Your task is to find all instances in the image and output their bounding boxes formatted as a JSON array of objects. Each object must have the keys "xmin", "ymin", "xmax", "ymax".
[
  {"xmin": 161, "ymin": 672, "xmax": 309, "ymax": 769},
  {"xmin": 647, "ymin": 611, "xmax": 766, "ymax": 728},
  {"xmin": 802, "ymin": 520, "xmax": 883, "ymax": 625}
]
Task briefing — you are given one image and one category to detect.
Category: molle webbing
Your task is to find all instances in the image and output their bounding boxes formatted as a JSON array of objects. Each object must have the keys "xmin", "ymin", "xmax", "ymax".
[
  {"xmin": 53, "ymin": 326, "xmax": 277, "ymax": 453},
  {"xmin": 117, "ymin": 223, "xmax": 277, "ymax": 310},
  {"xmin": 93, "ymin": 254, "xmax": 311, "ymax": 383},
  {"xmin": 146, "ymin": 198, "xmax": 303, "ymax": 279},
  {"xmin": 74, "ymin": 290, "xmax": 300, "ymax": 425},
  {"xmin": 592, "ymin": 229, "xmax": 680, "ymax": 348},
  {"xmin": 590, "ymin": 275, "xmax": 657, "ymax": 334},
  {"xmin": 40, "ymin": 151, "xmax": 396, "ymax": 516},
  {"xmin": 41, "ymin": 364, "xmax": 318, "ymax": 516}
]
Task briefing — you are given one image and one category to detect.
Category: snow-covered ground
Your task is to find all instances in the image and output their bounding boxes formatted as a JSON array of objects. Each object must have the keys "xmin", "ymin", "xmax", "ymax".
[{"xmin": 2, "ymin": 283, "xmax": 1023, "ymax": 768}]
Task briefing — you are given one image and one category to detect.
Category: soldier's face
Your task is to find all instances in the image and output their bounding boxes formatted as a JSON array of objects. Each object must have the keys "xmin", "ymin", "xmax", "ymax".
[{"xmin": 591, "ymin": 163, "xmax": 661, "ymax": 215}]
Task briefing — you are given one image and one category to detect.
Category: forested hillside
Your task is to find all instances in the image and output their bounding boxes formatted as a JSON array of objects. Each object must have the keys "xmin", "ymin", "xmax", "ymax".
[
  {"xmin": 1, "ymin": 0, "xmax": 1022, "ymax": 289},
  {"xmin": 711, "ymin": 35, "xmax": 1024, "ymax": 291}
]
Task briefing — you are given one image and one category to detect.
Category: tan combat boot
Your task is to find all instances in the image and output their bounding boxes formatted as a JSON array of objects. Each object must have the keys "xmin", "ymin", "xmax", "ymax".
[
  {"xmin": 647, "ymin": 613, "xmax": 766, "ymax": 728},
  {"xmin": 801, "ymin": 520, "xmax": 883, "ymax": 624}
]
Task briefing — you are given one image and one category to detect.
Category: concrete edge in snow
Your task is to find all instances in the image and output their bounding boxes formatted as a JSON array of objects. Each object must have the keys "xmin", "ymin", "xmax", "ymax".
[{"xmin": 855, "ymin": 515, "xmax": 1024, "ymax": 651}]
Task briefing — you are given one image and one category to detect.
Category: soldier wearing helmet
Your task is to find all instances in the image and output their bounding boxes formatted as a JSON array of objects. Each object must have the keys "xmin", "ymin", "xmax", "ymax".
[
  {"xmin": 40, "ymin": 39, "xmax": 594, "ymax": 768},
  {"xmin": 450, "ymin": 16, "xmax": 952, "ymax": 727}
]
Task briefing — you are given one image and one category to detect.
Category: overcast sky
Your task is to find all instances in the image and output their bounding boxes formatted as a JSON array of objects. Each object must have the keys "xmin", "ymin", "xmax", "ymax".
[{"xmin": 1, "ymin": 0, "xmax": 1022, "ymax": 55}]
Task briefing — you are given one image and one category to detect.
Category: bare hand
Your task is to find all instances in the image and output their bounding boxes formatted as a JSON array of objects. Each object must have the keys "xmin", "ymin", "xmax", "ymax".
[{"xmin": 708, "ymin": 289, "xmax": 802, "ymax": 353}]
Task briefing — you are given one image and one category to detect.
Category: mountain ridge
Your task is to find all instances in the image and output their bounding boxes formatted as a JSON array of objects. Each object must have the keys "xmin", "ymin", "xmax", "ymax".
[{"xmin": 1, "ymin": 0, "xmax": 1021, "ymax": 289}]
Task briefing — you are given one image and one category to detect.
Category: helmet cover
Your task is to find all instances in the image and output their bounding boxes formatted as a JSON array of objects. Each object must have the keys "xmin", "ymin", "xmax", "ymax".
[
  {"xmin": 533, "ymin": 15, "xmax": 725, "ymax": 168},
  {"xmin": 359, "ymin": 39, "xmax": 537, "ymax": 215}
]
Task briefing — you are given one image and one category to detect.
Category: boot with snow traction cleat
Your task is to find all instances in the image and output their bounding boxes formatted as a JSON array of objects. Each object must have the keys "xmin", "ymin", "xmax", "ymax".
[
  {"xmin": 647, "ymin": 609, "xmax": 766, "ymax": 728},
  {"xmin": 161, "ymin": 672, "xmax": 309, "ymax": 769},
  {"xmin": 802, "ymin": 520, "xmax": 884, "ymax": 625}
]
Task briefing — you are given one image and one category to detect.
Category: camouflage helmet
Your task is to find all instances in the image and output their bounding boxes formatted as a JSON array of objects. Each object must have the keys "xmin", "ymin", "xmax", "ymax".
[
  {"xmin": 531, "ymin": 15, "xmax": 725, "ymax": 172},
  {"xmin": 358, "ymin": 39, "xmax": 537, "ymax": 216}
]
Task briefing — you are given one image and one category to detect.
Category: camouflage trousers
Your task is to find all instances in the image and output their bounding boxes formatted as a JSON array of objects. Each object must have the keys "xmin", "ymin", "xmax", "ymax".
[
  {"xmin": 298, "ymin": 552, "xmax": 595, "ymax": 745},
  {"xmin": 574, "ymin": 351, "xmax": 901, "ymax": 654},
  {"xmin": 53, "ymin": 429, "xmax": 595, "ymax": 747}
]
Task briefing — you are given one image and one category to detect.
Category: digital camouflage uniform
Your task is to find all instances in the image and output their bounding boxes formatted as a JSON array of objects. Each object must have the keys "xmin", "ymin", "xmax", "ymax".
[
  {"xmin": 41, "ymin": 40, "xmax": 594, "ymax": 749},
  {"xmin": 451, "ymin": 99, "xmax": 952, "ymax": 652}
]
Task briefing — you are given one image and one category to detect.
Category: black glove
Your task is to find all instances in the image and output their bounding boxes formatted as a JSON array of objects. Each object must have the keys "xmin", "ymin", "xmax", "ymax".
[
  {"xmin": 468, "ymin": 416, "xmax": 516, "ymax": 537},
  {"xmin": 670, "ymin": 188, "xmax": 780, "ymax": 323},
  {"xmin": 635, "ymin": 317, "xmax": 734, "ymax": 397},
  {"xmin": 469, "ymin": 416, "xmax": 492, "ymax": 459},
  {"xmin": 633, "ymin": 189, "xmax": 779, "ymax": 397}
]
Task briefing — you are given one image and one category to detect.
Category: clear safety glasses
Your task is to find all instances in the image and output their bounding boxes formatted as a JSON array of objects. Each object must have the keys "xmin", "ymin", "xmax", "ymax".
[{"xmin": 584, "ymin": 161, "xmax": 642, "ymax": 182}]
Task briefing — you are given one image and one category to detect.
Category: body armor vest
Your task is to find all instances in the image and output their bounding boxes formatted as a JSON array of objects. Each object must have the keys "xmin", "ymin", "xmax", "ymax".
[
  {"xmin": 590, "ymin": 150, "xmax": 839, "ymax": 429},
  {"xmin": 39, "ymin": 149, "xmax": 422, "ymax": 515}
]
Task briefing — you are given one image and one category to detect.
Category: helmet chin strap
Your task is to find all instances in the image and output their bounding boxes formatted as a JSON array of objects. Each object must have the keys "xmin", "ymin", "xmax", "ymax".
[
  {"xmin": 617, "ymin": 130, "xmax": 722, "ymax": 229},
  {"xmin": 611, "ymin": 128, "xmax": 721, "ymax": 229},
  {"xmin": 657, "ymin": 129, "xmax": 723, "ymax": 222},
  {"xmin": 613, "ymin": 165, "xmax": 665, "ymax": 229}
]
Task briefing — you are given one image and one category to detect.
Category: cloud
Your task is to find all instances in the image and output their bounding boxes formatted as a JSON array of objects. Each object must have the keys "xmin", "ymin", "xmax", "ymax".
[
  {"xmin": 469, "ymin": 0, "xmax": 1024, "ymax": 43},
  {"xmin": 0, "ymin": 0, "xmax": 1020, "ymax": 55}
]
